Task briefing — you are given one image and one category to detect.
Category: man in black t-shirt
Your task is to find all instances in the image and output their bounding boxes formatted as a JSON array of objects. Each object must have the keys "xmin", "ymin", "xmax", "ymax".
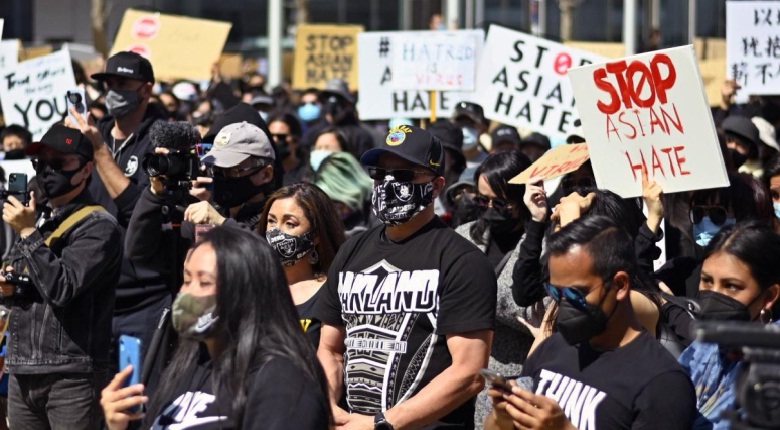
[
  {"xmin": 315, "ymin": 125, "xmax": 497, "ymax": 430},
  {"xmin": 486, "ymin": 216, "xmax": 695, "ymax": 430}
]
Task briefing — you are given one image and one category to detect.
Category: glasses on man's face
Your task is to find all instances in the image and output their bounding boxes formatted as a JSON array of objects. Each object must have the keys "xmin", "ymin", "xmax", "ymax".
[
  {"xmin": 366, "ymin": 167, "xmax": 432, "ymax": 182},
  {"xmin": 32, "ymin": 157, "xmax": 82, "ymax": 173},
  {"xmin": 543, "ymin": 281, "xmax": 609, "ymax": 311},
  {"xmin": 271, "ymin": 133, "xmax": 288, "ymax": 142},
  {"xmin": 689, "ymin": 205, "xmax": 728, "ymax": 225},
  {"xmin": 473, "ymin": 195, "xmax": 513, "ymax": 212}
]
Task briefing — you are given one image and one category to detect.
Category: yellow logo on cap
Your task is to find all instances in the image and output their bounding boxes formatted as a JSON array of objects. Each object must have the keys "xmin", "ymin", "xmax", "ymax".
[
  {"xmin": 386, "ymin": 125, "xmax": 412, "ymax": 146},
  {"xmin": 214, "ymin": 131, "xmax": 231, "ymax": 147}
]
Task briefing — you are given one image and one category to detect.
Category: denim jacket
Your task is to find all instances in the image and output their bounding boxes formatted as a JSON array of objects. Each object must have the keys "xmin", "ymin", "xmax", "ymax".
[{"xmin": 3, "ymin": 190, "xmax": 122, "ymax": 374}]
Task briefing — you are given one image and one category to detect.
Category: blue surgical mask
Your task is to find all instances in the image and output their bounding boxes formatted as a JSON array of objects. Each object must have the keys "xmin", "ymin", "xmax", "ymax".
[
  {"xmin": 774, "ymin": 201, "xmax": 780, "ymax": 221},
  {"xmin": 693, "ymin": 216, "xmax": 735, "ymax": 247},
  {"xmin": 298, "ymin": 103, "xmax": 321, "ymax": 122},
  {"xmin": 309, "ymin": 149, "xmax": 334, "ymax": 172},
  {"xmin": 259, "ymin": 111, "xmax": 269, "ymax": 123},
  {"xmin": 462, "ymin": 127, "xmax": 479, "ymax": 151}
]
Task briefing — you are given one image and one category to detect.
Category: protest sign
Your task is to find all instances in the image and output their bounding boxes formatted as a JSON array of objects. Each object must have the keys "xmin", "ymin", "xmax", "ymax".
[
  {"xmin": 568, "ymin": 45, "xmax": 729, "ymax": 198},
  {"xmin": 726, "ymin": 1, "xmax": 780, "ymax": 100},
  {"xmin": 357, "ymin": 30, "xmax": 483, "ymax": 120},
  {"xmin": 475, "ymin": 25, "xmax": 606, "ymax": 140},
  {"xmin": 392, "ymin": 31, "xmax": 480, "ymax": 91},
  {"xmin": 0, "ymin": 50, "xmax": 76, "ymax": 140},
  {"xmin": 0, "ymin": 40, "xmax": 19, "ymax": 70},
  {"xmin": 509, "ymin": 143, "xmax": 589, "ymax": 184},
  {"xmin": 0, "ymin": 19, "xmax": 4, "ymax": 38},
  {"xmin": 111, "ymin": 9, "xmax": 231, "ymax": 82},
  {"xmin": 292, "ymin": 24, "xmax": 363, "ymax": 91},
  {"xmin": 0, "ymin": 159, "xmax": 36, "ymax": 183}
]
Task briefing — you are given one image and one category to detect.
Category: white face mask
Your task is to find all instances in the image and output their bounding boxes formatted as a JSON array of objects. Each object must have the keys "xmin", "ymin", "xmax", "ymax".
[
  {"xmin": 309, "ymin": 149, "xmax": 334, "ymax": 172},
  {"xmin": 774, "ymin": 201, "xmax": 780, "ymax": 221},
  {"xmin": 462, "ymin": 127, "xmax": 480, "ymax": 151}
]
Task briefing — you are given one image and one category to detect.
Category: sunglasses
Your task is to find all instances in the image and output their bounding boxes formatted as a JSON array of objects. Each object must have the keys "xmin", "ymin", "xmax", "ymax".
[
  {"xmin": 366, "ymin": 167, "xmax": 433, "ymax": 182},
  {"xmin": 271, "ymin": 133, "xmax": 288, "ymax": 142},
  {"xmin": 32, "ymin": 157, "xmax": 83, "ymax": 173},
  {"xmin": 208, "ymin": 161, "xmax": 267, "ymax": 179},
  {"xmin": 689, "ymin": 205, "xmax": 728, "ymax": 225},
  {"xmin": 544, "ymin": 281, "xmax": 609, "ymax": 311},
  {"xmin": 473, "ymin": 195, "xmax": 513, "ymax": 212}
]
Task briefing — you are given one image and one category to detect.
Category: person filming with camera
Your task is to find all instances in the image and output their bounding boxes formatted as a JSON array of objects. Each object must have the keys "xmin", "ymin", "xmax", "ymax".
[{"xmin": 0, "ymin": 124, "xmax": 122, "ymax": 429}]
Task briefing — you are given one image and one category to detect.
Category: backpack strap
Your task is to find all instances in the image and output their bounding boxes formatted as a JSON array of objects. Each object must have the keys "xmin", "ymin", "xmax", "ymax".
[{"xmin": 45, "ymin": 205, "xmax": 106, "ymax": 247}]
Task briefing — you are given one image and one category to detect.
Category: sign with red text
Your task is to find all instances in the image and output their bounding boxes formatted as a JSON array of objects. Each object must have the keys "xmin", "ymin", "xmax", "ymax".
[
  {"xmin": 509, "ymin": 143, "xmax": 589, "ymax": 184},
  {"xmin": 392, "ymin": 31, "xmax": 480, "ymax": 91},
  {"xmin": 568, "ymin": 45, "xmax": 729, "ymax": 198},
  {"xmin": 475, "ymin": 25, "xmax": 607, "ymax": 140},
  {"xmin": 357, "ymin": 30, "xmax": 483, "ymax": 120},
  {"xmin": 726, "ymin": 1, "xmax": 780, "ymax": 101}
]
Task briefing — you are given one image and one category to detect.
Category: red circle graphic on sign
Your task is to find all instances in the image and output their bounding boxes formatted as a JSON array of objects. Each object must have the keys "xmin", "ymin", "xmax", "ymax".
[
  {"xmin": 132, "ymin": 16, "xmax": 160, "ymax": 40},
  {"xmin": 554, "ymin": 52, "xmax": 573, "ymax": 76}
]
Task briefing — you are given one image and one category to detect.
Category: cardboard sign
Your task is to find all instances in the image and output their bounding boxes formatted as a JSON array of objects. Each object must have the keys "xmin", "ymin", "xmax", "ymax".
[
  {"xmin": 392, "ymin": 31, "xmax": 480, "ymax": 91},
  {"xmin": 509, "ymin": 143, "xmax": 589, "ymax": 184},
  {"xmin": 568, "ymin": 45, "xmax": 729, "ymax": 198},
  {"xmin": 0, "ymin": 40, "xmax": 19, "ymax": 70},
  {"xmin": 475, "ymin": 25, "xmax": 607, "ymax": 140},
  {"xmin": 357, "ymin": 30, "xmax": 483, "ymax": 120},
  {"xmin": 292, "ymin": 24, "xmax": 363, "ymax": 91},
  {"xmin": 726, "ymin": 1, "xmax": 780, "ymax": 100},
  {"xmin": 0, "ymin": 50, "xmax": 76, "ymax": 140},
  {"xmin": 111, "ymin": 9, "xmax": 231, "ymax": 82}
]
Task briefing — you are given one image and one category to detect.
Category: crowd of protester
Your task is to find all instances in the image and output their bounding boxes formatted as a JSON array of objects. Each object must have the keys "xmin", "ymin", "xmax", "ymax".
[{"xmin": 0, "ymin": 46, "xmax": 776, "ymax": 430}]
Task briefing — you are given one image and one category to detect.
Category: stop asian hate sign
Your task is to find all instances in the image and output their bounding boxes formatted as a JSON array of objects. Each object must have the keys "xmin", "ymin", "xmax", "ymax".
[{"xmin": 568, "ymin": 45, "xmax": 729, "ymax": 198}]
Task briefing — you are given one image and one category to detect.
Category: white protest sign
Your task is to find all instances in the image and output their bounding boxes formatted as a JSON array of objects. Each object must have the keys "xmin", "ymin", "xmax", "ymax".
[
  {"xmin": 0, "ymin": 50, "xmax": 76, "ymax": 140},
  {"xmin": 0, "ymin": 19, "xmax": 4, "ymax": 39},
  {"xmin": 358, "ymin": 30, "xmax": 483, "ymax": 120},
  {"xmin": 726, "ymin": 1, "xmax": 780, "ymax": 101},
  {"xmin": 475, "ymin": 25, "xmax": 607, "ymax": 140},
  {"xmin": 392, "ymin": 31, "xmax": 480, "ymax": 91},
  {"xmin": 0, "ymin": 40, "xmax": 19, "ymax": 70},
  {"xmin": 568, "ymin": 45, "xmax": 729, "ymax": 198},
  {"xmin": 0, "ymin": 159, "xmax": 36, "ymax": 183}
]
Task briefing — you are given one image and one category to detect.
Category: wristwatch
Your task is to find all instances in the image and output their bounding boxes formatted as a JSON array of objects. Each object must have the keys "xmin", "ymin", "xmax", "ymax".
[{"xmin": 374, "ymin": 412, "xmax": 395, "ymax": 430}]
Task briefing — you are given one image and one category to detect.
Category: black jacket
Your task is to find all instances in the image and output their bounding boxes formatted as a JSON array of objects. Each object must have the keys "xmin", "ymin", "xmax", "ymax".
[
  {"xmin": 91, "ymin": 106, "xmax": 170, "ymax": 314},
  {"xmin": 4, "ymin": 191, "xmax": 122, "ymax": 374}
]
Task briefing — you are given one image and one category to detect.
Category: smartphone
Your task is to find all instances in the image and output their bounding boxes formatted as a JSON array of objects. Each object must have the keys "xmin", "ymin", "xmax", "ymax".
[
  {"xmin": 480, "ymin": 368, "xmax": 513, "ymax": 393},
  {"xmin": 119, "ymin": 335, "xmax": 142, "ymax": 387},
  {"xmin": 66, "ymin": 88, "xmax": 87, "ymax": 124},
  {"xmin": 8, "ymin": 173, "xmax": 28, "ymax": 205}
]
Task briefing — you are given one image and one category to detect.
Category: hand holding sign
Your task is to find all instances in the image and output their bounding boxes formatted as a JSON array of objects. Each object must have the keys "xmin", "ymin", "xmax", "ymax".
[
  {"xmin": 509, "ymin": 144, "xmax": 590, "ymax": 185},
  {"xmin": 642, "ymin": 167, "xmax": 664, "ymax": 234},
  {"xmin": 523, "ymin": 177, "xmax": 548, "ymax": 223}
]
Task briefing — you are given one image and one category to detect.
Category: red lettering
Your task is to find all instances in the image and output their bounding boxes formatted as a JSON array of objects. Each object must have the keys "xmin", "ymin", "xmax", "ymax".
[
  {"xmin": 650, "ymin": 54, "xmax": 676, "ymax": 104},
  {"xmin": 595, "ymin": 68, "xmax": 621, "ymax": 114},
  {"xmin": 618, "ymin": 111, "xmax": 637, "ymax": 139},
  {"xmin": 632, "ymin": 109, "xmax": 646, "ymax": 136},
  {"xmin": 625, "ymin": 150, "xmax": 648, "ymax": 181},
  {"xmin": 627, "ymin": 61, "xmax": 655, "ymax": 108},
  {"xmin": 593, "ymin": 53, "xmax": 679, "ymax": 116},
  {"xmin": 651, "ymin": 146, "xmax": 666, "ymax": 178},
  {"xmin": 554, "ymin": 52, "xmax": 573, "ymax": 75},
  {"xmin": 605, "ymin": 114, "xmax": 622, "ymax": 142},
  {"xmin": 661, "ymin": 104, "xmax": 684, "ymax": 134},
  {"xmin": 606, "ymin": 61, "xmax": 631, "ymax": 109},
  {"xmin": 674, "ymin": 146, "xmax": 691, "ymax": 175},
  {"xmin": 660, "ymin": 147, "xmax": 677, "ymax": 176},
  {"xmin": 648, "ymin": 106, "xmax": 667, "ymax": 135}
]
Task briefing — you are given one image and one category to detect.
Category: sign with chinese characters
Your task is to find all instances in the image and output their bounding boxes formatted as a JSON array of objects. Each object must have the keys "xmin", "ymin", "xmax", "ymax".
[{"xmin": 726, "ymin": 1, "xmax": 780, "ymax": 100}]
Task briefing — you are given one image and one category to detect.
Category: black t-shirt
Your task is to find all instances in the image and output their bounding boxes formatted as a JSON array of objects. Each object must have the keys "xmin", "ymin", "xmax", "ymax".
[
  {"xmin": 297, "ymin": 288, "xmax": 323, "ymax": 349},
  {"xmin": 522, "ymin": 331, "xmax": 696, "ymax": 430},
  {"xmin": 150, "ymin": 353, "xmax": 329, "ymax": 429},
  {"xmin": 314, "ymin": 217, "xmax": 497, "ymax": 428}
]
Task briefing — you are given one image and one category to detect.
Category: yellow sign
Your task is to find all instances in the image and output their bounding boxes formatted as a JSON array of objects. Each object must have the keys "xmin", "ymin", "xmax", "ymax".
[
  {"xmin": 510, "ymin": 143, "xmax": 590, "ymax": 184},
  {"xmin": 293, "ymin": 24, "xmax": 363, "ymax": 91},
  {"xmin": 111, "ymin": 9, "xmax": 232, "ymax": 82}
]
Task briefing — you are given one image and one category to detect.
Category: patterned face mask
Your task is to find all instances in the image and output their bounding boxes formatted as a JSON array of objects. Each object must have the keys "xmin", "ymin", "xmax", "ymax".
[
  {"xmin": 371, "ymin": 176, "xmax": 434, "ymax": 226},
  {"xmin": 171, "ymin": 292, "xmax": 219, "ymax": 341},
  {"xmin": 266, "ymin": 229, "xmax": 316, "ymax": 266}
]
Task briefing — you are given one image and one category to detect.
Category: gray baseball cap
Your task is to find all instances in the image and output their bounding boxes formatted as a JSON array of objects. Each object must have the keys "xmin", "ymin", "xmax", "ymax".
[{"xmin": 201, "ymin": 121, "xmax": 275, "ymax": 168}]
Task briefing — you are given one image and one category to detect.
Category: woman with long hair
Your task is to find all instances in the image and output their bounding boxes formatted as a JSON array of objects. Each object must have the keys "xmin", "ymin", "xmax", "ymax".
[
  {"xmin": 259, "ymin": 183, "xmax": 346, "ymax": 347},
  {"xmin": 101, "ymin": 226, "xmax": 331, "ymax": 429}
]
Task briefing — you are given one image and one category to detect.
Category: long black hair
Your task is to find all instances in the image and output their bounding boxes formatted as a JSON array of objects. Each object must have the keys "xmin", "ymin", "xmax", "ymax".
[
  {"xmin": 145, "ymin": 226, "xmax": 331, "ymax": 427},
  {"xmin": 469, "ymin": 150, "xmax": 532, "ymax": 245}
]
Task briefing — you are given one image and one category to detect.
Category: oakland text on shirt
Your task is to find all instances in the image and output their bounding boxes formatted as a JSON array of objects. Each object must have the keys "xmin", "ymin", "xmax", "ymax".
[
  {"xmin": 536, "ymin": 369, "xmax": 607, "ymax": 430},
  {"xmin": 152, "ymin": 391, "xmax": 229, "ymax": 429},
  {"xmin": 337, "ymin": 259, "xmax": 440, "ymax": 314}
]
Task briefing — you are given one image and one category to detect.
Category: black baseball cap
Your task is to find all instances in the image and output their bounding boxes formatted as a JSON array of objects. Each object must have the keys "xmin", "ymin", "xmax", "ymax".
[
  {"xmin": 91, "ymin": 51, "xmax": 155, "ymax": 84},
  {"xmin": 26, "ymin": 124, "xmax": 94, "ymax": 161},
  {"xmin": 722, "ymin": 115, "xmax": 760, "ymax": 148},
  {"xmin": 453, "ymin": 101, "xmax": 485, "ymax": 125},
  {"xmin": 520, "ymin": 132, "xmax": 552, "ymax": 151},
  {"xmin": 491, "ymin": 125, "xmax": 522, "ymax": 149},
  {"xmin": 360, "ymin": 125, "xmax": 445, "ymax": 176}
]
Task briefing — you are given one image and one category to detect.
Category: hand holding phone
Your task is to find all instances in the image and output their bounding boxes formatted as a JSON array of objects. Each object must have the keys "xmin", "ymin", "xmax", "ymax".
[
  {"xmin": 8, "ymin": 173, "xmax": 28, "ymax": 205},
  {"xmin": 481, "ymin": 368, "xmax": 513, "ymax": 393},
  {"xmin": 66, "ymin": 89, "xmax": 87, "ymax": 127},
  {"xmin": 119, "ymin": 335, "xmax": 143, "ymax": 413}
]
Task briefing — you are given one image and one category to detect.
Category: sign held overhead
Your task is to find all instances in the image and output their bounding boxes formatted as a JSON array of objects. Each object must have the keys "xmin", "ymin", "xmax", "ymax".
[{"xmin": 293, "ymin": 24, "xmax": 363, "ymax": 91}]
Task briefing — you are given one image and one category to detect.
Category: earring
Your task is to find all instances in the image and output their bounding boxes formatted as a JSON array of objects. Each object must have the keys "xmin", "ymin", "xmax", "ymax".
[
  {"xmin": 760, "ymin": 308, "xmax": 773, "ymax": 324},
  {"xmin": 309, "ymin": 249, "xmax": 319, "ymax": 265}
]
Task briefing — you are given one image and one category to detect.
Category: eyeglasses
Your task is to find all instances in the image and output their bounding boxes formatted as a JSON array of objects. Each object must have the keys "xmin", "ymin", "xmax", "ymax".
[
  {"xmin": 544, "ymin": 281, "xmax": 609, "ymax": 311},
  {"xmin": 208, "ymin": 160, "xmax": 267, "ymax": 179},
  {"xmin": 32, "ymin": 157, "xmax": 83, "ymax": 173},
  {"xmin": 271, "ymin": 133, "xmax": 288, "ymax": 142},
  {"xmin": 689, "ymin": 205, "xmax": 728, "ymax": 225},
  {"xmin": 473, "ymin": 195, "xmax": 514, "ymax": 212},
  {"xmin": 366, "ymin": 167, "xmax": 433, "ymax": 182}
]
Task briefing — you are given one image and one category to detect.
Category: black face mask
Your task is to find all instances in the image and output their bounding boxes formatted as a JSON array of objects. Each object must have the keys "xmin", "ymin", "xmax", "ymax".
[
  {"xmin": 729, "ymin": 148, "xmax": 748, "ymax": 169},
  {"xmin": 4, "ymin": 148, "xmax": 26, "ymax": 160},
  {"xmin": 481, "ymin": 207, "xmax": 518, "ymax": 235},
  {"xmin": 452, "ymin": 194, "xmax": 482, "ymax": 227},
  {"xmin": 556, "ymin": 289, "xmax": 615, "ymax": 346},
  {"xmin": 694, "ymin": 290, "xmax": 757, "ymax": 322},
  {"xmin": 266, "ymin": 229, "xmax": 316, "ymax": 267},
  {"xmin": 275, "ymin": 141, "xmax": 291, "ymax": 160},
  {"xmin": 212, "ymin": 175, "xmax": 265, "ymax": 209},
  {"xmin": 36, "ymin": 164, "xmax": 84, "ymax": 199}
]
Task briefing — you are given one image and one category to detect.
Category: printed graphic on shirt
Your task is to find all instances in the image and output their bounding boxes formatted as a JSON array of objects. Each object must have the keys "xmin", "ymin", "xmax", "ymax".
[
  {"xmin": 536, "ymin": 369, "xmax": 607, "ymax": 430},
  {"xmin": 125, "ymin": 155, "xmax": 139, "ymax": 177},
  {"xmin": 338, "ymin": 259, "xmax": 440, "ymax": 414},
  {"xmin": 151, "ymin": 391, "xmax": 229, "ymax": 429}
]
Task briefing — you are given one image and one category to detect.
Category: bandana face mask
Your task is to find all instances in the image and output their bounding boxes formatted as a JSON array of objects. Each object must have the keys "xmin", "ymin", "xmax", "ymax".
[{"xmin": 371, "ymin": 176, "xmax": 434, "ymax": 226}]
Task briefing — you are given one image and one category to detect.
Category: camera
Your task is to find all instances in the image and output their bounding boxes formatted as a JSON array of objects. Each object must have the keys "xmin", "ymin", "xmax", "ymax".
[
  {"xmin": 3, "ymin": 272, "xmax": 40, "ymax": 301},
  {"xmin": 142, "ymin": 150, "xmax": 201, "ymax": 181}
]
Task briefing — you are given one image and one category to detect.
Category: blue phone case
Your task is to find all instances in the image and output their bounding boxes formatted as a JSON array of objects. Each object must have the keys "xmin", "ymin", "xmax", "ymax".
[{"xmin": 119, "ymin": 335, "xmax": 142, "ymax": 387}]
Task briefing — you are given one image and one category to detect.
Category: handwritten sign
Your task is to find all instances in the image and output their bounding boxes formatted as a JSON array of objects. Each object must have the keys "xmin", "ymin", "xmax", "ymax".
[
  {"xmin": 357, "ymin": 30, "xmax": 483, "ymax": 120},
  {"xmin": 292, "ymin": 24, "xmax": 363, "ymax": 91},
  {"xmin": 726, "ymin": 1, "xmax": 780, "ymax": 100},
  {"xmin": 568, "ymin": 45, "xmax": 729, "ymax": 198},
  {"xmin": 0, "ymin": 50, "xmax": 76, "ymax": 140},
  {"xmin": 111, "ymin": 9, "xmax": 231, "ymax": 82},
  {"xmin": 509, "ymin": 143, "xmax": 589, "ymax": 184},
  {"xmin": 392, "ymin": 31, "xmax": 480, "ymax": 91},
  {"xmin": 475, "ymin": 25, "xmax": 606, "ymax": 140}
]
